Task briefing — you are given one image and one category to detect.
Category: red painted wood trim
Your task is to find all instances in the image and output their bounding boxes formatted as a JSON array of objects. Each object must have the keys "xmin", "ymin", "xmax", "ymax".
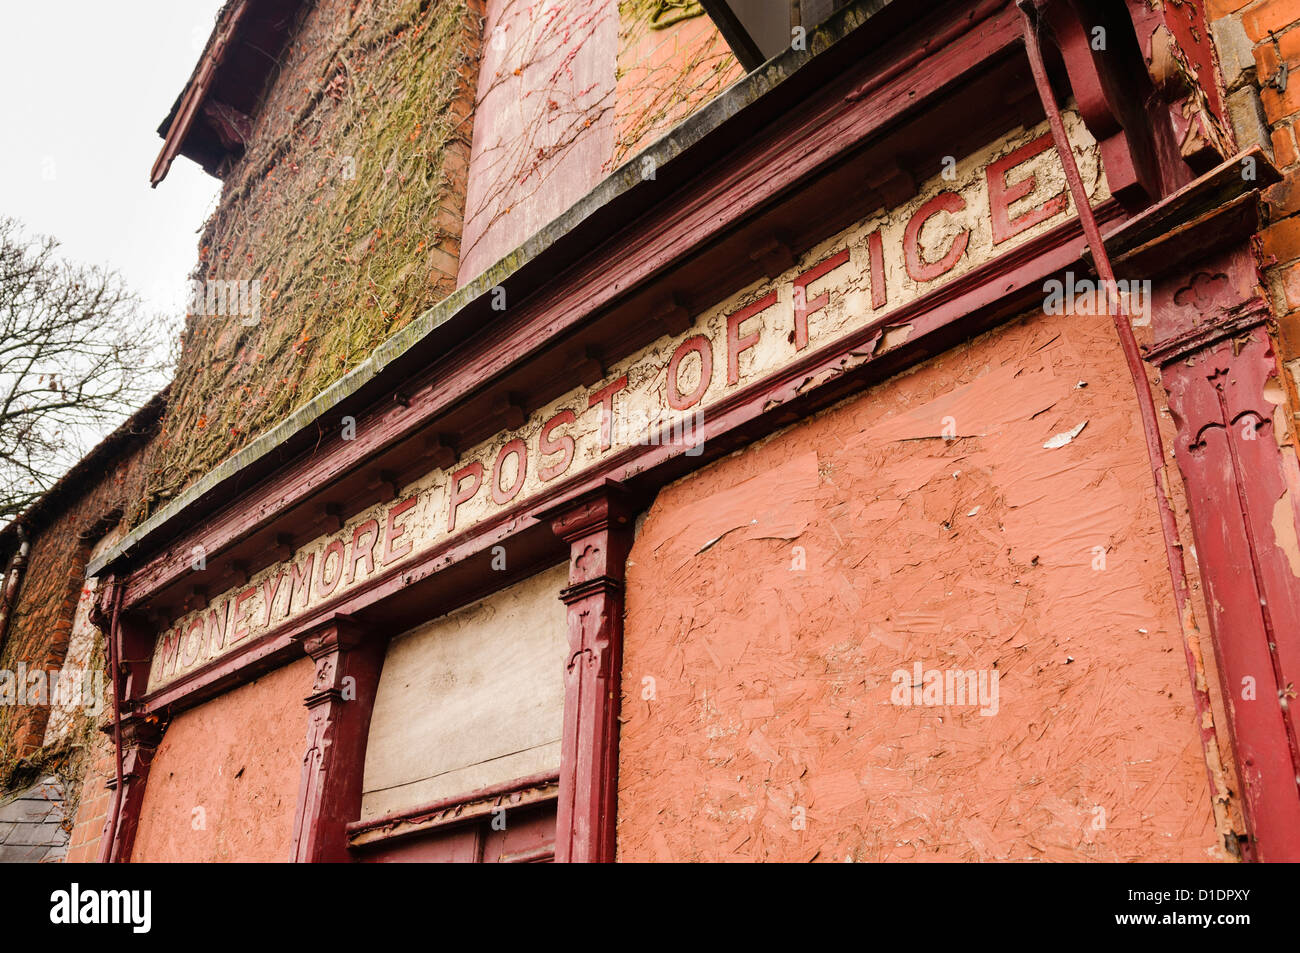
[
  {"xmin": 117, "ymin": 2, "xmax": 1028, "ymax": 614},
  {"xmin": 97, "ymin": 720, "xmax": 164, "ymax": 863},
  {"xmin": 1156, "ymin": 316, "xmax": 1300, "ymax": 862},
  {"xmin": 347, "ymin": 773, "xmax": 559, "ymax": 847},
  {"xmin": 542, "ymin": 484, "xmax": 636, "ymax": 863},
  {"xmin": 287, "ymin": 615, "xmax": 385, "ymax": 863}
]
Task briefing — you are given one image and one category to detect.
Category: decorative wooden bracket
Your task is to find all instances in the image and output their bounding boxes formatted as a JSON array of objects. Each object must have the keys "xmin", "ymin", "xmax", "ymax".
[
  {"xmin": 539, "ymin": 482, "xmax": 637, "ymax": 863},
  {"xmin": 288, "ymin": 614, "xmax": 385, "ymax": 862},
  {"xmin": 749, "ymin": 234, "xmax": 795, "ymax": 278},
  {"xmin": 423, "ymin": 433, "xmax": 459, "ymax": 469},
  {"xmin": 653, "ymin": 294, "xmax": 693, "ymax": 336},
  {"xmin": 494, "ymin": 392, "xmax": 528, "ymax": 429},
  {"xmin": 1035, "ymin": 0, "xmax": 1168, "ymax": 207}
]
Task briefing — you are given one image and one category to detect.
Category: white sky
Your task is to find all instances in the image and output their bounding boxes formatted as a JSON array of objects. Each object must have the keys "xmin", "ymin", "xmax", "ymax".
[{"xmin": 0, "ymin": 1, "xmax": 227, "ymax": 328}]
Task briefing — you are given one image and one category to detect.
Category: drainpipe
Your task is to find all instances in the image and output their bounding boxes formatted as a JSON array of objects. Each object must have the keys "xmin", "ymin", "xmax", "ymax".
[
  {"xmin": 0, "ymin": 525, "xmax": 31, "ymax": 656},
  {"xmin": 1017, "ymin": 1, "xmax": 1244, "ymax": 857},
  {"xmin": 96, "ymin": 578, "xmax": 127, "ymax": 863}
]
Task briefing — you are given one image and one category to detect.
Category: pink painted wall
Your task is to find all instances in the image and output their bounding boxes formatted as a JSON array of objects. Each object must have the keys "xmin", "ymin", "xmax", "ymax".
[
  {"xmin": 131, "ymin": 657, "xmax": 312, "ymax": 862},
  {"xmin": 618, "ymin": 306, "xmax": 1228, "ymax": 862}
]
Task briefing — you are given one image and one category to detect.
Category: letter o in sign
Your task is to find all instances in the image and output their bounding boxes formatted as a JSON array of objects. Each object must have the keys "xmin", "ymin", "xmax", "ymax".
[
  {"xmin": 491, "ymin": 438, "xmax": 528, "ymax": 505},
  {"xmin": 667, "ymin": 335, "xmax": 713, "ymax": 411},
  {"xmin": 903, "ymin": 191, "xmax": 969, "ymax": 282},
  {"xmin": 319, "ymin": 539, "xmax": 345, "ymax": 596}
]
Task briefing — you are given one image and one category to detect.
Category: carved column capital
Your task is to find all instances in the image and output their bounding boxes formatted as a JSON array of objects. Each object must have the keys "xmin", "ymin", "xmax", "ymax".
[
  {"xmin": 544, "ymin": 481, "xmax": 636, "ymax": 599},
  {"xmin": 542, "ymin": 482, "xmax": 637, "ymax": 863},
  {"xmin": 293, "ymin": 614, "xmax": 367, "ymax": 710}
]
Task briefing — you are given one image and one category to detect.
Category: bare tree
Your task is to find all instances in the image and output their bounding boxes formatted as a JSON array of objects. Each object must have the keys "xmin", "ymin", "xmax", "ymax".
[{"xmin": 0, "ymin": 217, "xmax": 165, "ymax": 523}]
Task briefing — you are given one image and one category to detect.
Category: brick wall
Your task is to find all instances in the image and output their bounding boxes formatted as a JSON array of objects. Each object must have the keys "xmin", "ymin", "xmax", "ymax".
[
  {"xmin": 0, "ymin": 434, "xmax": 154, "ymax": 769},
  {"xmin": 1210, "ymin": 0, "xmax": 1300, "ymax": 406},
  {"xmin": 139, "ymin": 0, "xmax": 485, "ymax": 523}
]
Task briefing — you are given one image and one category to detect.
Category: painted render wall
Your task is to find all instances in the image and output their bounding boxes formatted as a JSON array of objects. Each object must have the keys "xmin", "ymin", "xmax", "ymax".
[
  {"xmin": 617, "ymin": 304, "xmax": 1230, "ymax": 862},
  {"xmin": 130, "ymin": 657, "xmax": 312, "ymax": 862}
]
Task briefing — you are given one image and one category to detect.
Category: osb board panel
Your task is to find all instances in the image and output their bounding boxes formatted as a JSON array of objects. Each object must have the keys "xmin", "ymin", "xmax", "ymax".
[
  {"xmin": 618, "ymin": 307, "xmax": 1227, "ymax": 862},
  {"xmin": 130, "ymin": 657, "xmax": 312, "ymax": 862},
  {"xmin": 360, "ymin": 562, "xmax": 568, "ymax": 820}
]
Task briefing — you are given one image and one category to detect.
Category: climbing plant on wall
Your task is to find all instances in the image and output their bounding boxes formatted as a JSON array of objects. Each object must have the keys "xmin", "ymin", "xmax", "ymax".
[{"xmin": 138, "ymin": 0, "xmax": 481, "ymax": 526}]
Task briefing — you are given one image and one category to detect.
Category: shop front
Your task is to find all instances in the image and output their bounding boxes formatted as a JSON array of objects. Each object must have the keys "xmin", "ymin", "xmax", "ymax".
[{"xmin": 78, "ymin": 0, "xmax": 1300, "ymax": 862}]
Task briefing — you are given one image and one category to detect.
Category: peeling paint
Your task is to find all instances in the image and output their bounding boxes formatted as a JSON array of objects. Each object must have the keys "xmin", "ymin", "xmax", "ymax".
[
  {"xmin": 1271, "ymin": 488, "xmax": 1300, "ymax": 578},
  {"xmin": 618, "ymin": 306, "xmax": 1227, "ymax": 862}
]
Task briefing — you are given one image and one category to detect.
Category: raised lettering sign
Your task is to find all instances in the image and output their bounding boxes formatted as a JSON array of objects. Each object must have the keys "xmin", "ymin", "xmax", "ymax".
[{"xmin": 148, "ymin": 114, "xmax": 1106, "ymax": 691}]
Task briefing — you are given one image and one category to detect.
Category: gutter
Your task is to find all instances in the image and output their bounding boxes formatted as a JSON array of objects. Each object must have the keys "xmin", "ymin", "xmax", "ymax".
[{"xmin": 96, "ymin": 579, "xmax": 127, "ymax": 864}]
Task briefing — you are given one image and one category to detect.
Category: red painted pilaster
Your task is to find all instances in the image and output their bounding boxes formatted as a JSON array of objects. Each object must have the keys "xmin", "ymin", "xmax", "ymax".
[
  {"xmin": 544, "ymin": 483, "xmax": 636, "ymax": 863},
  {"xmin": 1149, "ymin": 253, "xmax": 1300, "ymax": 862},
  {"xmin": 97, "ymin": 719, "xmax": 164, "ymax": 863},
  {"xmin": 288, "ymin": 614, "xmax": 384, "ymax": 862}
]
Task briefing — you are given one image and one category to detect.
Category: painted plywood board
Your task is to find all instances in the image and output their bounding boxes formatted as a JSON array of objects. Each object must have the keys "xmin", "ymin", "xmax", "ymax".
[{"xmin": 360, "ymin": 562, "xmax": 569, "ymax": 820}]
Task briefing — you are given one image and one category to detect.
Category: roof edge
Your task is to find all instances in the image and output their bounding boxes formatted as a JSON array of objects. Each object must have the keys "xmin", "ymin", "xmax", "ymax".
[{"xmin": 0, "ymin": 390, "xmax": 169, "ymax": 566}]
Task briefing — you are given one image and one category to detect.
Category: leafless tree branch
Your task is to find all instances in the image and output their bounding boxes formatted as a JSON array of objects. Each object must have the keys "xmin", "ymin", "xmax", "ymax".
[{"xmin": 0, "ymin": 217, "xmax": 168, "ymax": 523}]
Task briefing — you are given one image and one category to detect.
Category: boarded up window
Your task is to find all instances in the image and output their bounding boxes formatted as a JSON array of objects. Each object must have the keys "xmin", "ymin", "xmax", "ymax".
[{"xmin": 360, "ymin": 563, "xmax": 569, "ymax": 821}]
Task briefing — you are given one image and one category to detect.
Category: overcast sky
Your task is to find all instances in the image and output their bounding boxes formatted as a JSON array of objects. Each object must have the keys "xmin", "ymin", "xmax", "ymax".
[{"xmin": 0, "ymin": 1, "xmax": 227, "ymax": 326}]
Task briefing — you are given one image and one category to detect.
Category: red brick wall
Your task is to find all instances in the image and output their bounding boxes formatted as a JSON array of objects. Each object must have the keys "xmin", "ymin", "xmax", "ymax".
[
  {"xmin": 64, "ymin": 730, "xmax": 116, "ymax": 863},
  {"xmin": 1210, "ymin": 0, "xmax": 1300, "ymax": 407},
  {"xmin": 0, "ymin": 434, "xmax": 154, "ymax": 766}
]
